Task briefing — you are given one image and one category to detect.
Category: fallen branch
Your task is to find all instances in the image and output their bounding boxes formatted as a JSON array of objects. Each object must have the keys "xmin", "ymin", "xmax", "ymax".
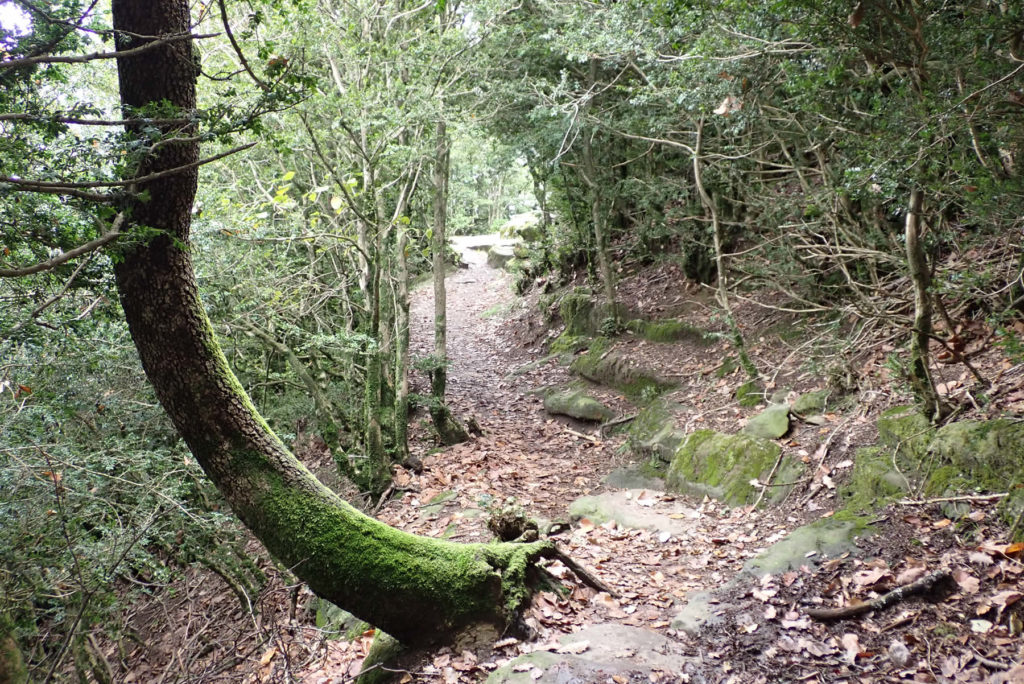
[
  {"xmin": 539, "ymin": 545, "xmax": 616, "ymax": 596},
  {"xmin": 897, "ymin": 493, "xmax": 1007, "ymax": 506},
  {"xmin": 805, "ymin": 570, "xmax": 954, "ymax": 621},
  {"xmin": 565, "ymin": 428, "xmax": 599, "ymax": 443},
  {"xmin": 599, "ymin": 412, "xmax": 637, "ymax": 437}
]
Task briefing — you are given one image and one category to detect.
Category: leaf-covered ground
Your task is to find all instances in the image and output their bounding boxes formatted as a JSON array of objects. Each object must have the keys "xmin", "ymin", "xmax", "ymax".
[{"xmin": 118, "ymin": 247, "xmax": 1023, "ymax": 683}]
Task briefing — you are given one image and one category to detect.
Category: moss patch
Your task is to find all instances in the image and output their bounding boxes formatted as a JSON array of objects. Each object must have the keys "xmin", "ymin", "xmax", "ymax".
[
  {"xmin": 542, "ymin": 387, "xmax": 614, "ymax": 422},
  {"xmin": 627, "ymin": 318, "xmax": 712, "ymax": 344},
  {"xmin": 736, "ymin": 381, "xmax": 763, "ymax": 407},
  {"xmin": 792, "ymin": 389, "xmax": 830, "ymax": 415},
  {"xmin": 876, "ymin": 405, "xmax": 934, "ymax": 460},
  {"xmin": 570, "ymin": 338, "xmax": 675, "ymax": 399},
  {"xmin": 840, "ymin": 447, "xmax": 912, "ymax": 513},
  {"xmin": 666, "ymin": 430, "xmax": 803, "ymax": 507}
]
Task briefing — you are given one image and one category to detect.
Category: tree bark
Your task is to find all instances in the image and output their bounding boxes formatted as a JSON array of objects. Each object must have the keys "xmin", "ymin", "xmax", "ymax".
[
  {"xmin": 905, "ymin": 188, "xmax": 948, "ymax": 422},
  {"xmin": 429, "ymin": 117, "xmax": 468, "ymax": 445},
  {"xmin": 110, "ymin": 0, "xmax": 543, "ymax": 646},
  {"xmin": 693, "ymin": 117, "xmax": 756, "ymax": 378}
]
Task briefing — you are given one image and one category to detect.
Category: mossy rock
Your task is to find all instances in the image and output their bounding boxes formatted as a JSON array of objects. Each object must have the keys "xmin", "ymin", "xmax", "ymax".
[
  {"xmin": 626, "ymin": 318, "xmax": 712, "ymax": 345},
  {"xmin": 876, "ymin": 405, "xmax": 934, "ymax": 461},
  {"xmin": 736, "ymin": 381, "xmax": 763, "ymax": 408},
  {"xmin": 792, "ymin": 389, "xmax": 830, "ymax": 415},
  {"xmin": 926, "ymin": 420, "xmax": 1024, "ymax": 490},
  {"xmin": 356, "ymin": 631, "xmax": 403, "ymax": 684},
  {"xmin": 543, "ymin": 388, "xmax": 614, "ymax": 422},
  {"xmin": 839, "ymin": 446, "xmax": 912, "ymax": 513},
  {"xmin": 741, "ymin": 403, "xmax": 791, "ymax": 440},
  {"xmin": 316, "ymin": 599, "xmax": 371, "ymax": 640},
  {"xmin": 487, "ymin": 245, "xmax": 516, "ymax": 269},
  {"xmin": 570, "ymin": 338, "xmax": 675, "ymax": 399},
  {"xmin": 742, "ymin": 514, "xmax": 873, "ymax": 576},
  {"xmin": 666, "ymin": 430, "xmax": 803, "ymax": 507},
  {"xmin": 627, "ymin": 400, "xmax": 685, "ymax": 462},
  {"xmin": 558, "ymin": 292, "xmax": 629, "ymax": 337}
]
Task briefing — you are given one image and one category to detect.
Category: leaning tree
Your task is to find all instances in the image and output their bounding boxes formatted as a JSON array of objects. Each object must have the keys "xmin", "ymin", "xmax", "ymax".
[{"xmin": 3, "ymin": 0, "xmax": 561, "ymax": 647}]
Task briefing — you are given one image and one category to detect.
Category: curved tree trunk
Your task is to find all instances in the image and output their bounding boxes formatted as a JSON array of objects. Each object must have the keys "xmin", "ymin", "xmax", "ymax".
[{"xmin": 110, "ymin": 0, "xmax": 546, "ymax": 646}]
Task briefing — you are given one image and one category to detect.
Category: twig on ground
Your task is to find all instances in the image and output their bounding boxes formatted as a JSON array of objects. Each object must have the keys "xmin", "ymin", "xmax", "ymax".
[
  {"xmin": 897, "ymin": 493, "xmax": 1007, "ymax": 506},
  {"xmin": 540, "ymin": 545, "xmax": 616, "ymax": 596},
  {"xmin": 599, "ymin": 413, "xmax": 637, "ymax": 437},
  {"xmin": 566, "ymin": 428, "xmax": 599, "ymax": 443},
  {"xmin": 805, "ymin": 570, "xmax": 954, "ymax": 621}
]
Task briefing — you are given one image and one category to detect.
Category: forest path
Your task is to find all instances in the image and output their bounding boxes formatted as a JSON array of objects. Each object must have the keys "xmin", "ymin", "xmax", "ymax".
[{"xmin": 368, "ymin": 244, "xmax": 762, "ymax": 681}]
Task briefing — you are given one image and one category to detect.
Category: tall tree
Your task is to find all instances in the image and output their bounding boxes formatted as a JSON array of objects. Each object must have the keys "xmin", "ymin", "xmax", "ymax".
[{"xmin": 100, "ymin": 0, "xmax": 553, "ymax": 646}]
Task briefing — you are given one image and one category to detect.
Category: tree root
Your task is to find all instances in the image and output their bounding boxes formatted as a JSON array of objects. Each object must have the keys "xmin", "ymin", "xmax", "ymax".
[
  {"xmin": 805, "ymin": 570, "xmax": 954, "ymax": 621},
  {"xmin": 538, "ymin": 544, "xmax": 617, "ymax": 596}
]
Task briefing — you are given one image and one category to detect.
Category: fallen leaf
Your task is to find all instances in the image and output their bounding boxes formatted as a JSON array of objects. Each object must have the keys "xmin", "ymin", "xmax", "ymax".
[
  {"xmin": 841, "ymin": 633, "xmax": 861, "ymax": 664},
  {"xmin": 953, "ymin": 569, "xmax": 980, "ymax": 594}
]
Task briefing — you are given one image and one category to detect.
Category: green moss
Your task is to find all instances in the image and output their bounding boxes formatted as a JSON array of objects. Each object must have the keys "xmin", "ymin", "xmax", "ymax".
[
  {"xmin": 792, "ymin": 390, "xmax": 830, "ymax": 415},
  {"xmin": 715, "ymin": 357, "xmax": 738, "ymax": 378},
  {"xmin": 570, "ymin": 338, "xmax": 675, "ymax": 398},
  {"xmin": 356, "ymin": 631, "xmax": 403, "ymax": 684},
  {"xmin": 840, "ymin": 447, "xmax": 912, "ymax": 513},
  {"xmin": 233, "ymin": 459, "xmax": 551, "ymax": 644},
  {"xmin": 735, "ymin": 381, "xmax": 762, "ymax": 407},
  {"xmin": 627, "ymin": 318, "xmax": 711, "ymax": 344},
  {"xmin": 876, "ymin": 406, "xmax": 934, "ymax": 461},
  {"xmin": 666, "ymin": 430, "xmax": 802, "ymax": 506},
  {"xmin": 549, "ymin": 333, "xmax": 587, "ymax": 354},
  {"xmin": 543, "ymin": 388, "xmax": 614, "ymax": 421},
  {"xmin": 998, "ymin": 489, "xmax": 1024, "ymax": 542}
]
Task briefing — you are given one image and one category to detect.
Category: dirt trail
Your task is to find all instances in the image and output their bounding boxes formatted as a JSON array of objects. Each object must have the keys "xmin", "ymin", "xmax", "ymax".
[{"xmin": 375, "ymin": 248, "xmax": 772, "ymax": 679}]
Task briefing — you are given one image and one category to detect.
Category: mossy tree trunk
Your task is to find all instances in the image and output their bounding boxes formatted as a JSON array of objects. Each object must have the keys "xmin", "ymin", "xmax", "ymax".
[
  {"xmin": 905, "ymin": 188, "xmax": 949, "ymax": 422},
  {"xmin": 429, "ymin": 117, "xmax": 469, "ymax": 445},
  {"xmin": 110, "ymin": 0, "xmax": 545, "ymax": 646}
]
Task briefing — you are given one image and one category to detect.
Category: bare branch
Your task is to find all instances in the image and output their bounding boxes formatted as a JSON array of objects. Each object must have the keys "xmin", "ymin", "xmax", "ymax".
[
  {"xmin": 0, "ymin": 213, "xmax": 124, "ymax": 278},
  {"xmin": 0, "ymin": 32, "xmax": 218, "ymax": 71},
  {"xmin": 0, "ymin": 143, "xmax": 256, "ymax": 191}
]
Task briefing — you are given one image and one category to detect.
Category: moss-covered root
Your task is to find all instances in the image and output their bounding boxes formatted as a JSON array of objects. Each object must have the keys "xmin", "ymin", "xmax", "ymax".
[{"xmin": 256, "ymin": 479, "xmax": 554, "ymax": 647}]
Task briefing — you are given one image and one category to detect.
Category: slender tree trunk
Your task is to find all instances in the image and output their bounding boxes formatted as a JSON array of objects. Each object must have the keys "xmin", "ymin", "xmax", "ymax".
[
  {"xmin": 110, "ymin": 0, "xmax": 545, "ymax": 646},
  {"xmin": 429, "ymin": 118, "xmax": 468, "ymax": 445},
  {"xmin": 394, "ymin": 221, "xmax": 411, "ymax": 464},
  {"xmin": 905, "ymin": 188, "xmax": 948, "ymax": 422},
  {"xmin": 580, "ymin": 58, "xmax": 617, "ymax": 318},
  {"xmin": 693, "ymin": 117, "xmax": 756, "ymax": 378}
]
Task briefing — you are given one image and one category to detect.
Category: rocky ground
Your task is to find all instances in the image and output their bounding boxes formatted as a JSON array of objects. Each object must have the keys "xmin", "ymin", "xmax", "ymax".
[{"xmin": 117, "ymin": 238, "xmax": 1023, "ymax": 683}]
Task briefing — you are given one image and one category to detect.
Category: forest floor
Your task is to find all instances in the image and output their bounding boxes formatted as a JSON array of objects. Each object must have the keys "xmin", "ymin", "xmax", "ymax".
[{"xmin": 119, "ymin": 242, "xmax": 1024, "ymax": 683}]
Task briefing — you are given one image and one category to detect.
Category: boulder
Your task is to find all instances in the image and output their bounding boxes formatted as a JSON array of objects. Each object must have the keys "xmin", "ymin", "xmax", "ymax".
[
  {"xmin": 741, "ymin": 403, "xmax": 791, "ymax": 440},
  {"xmin": 542, "ymin": 388, "xmax": 614, "ymax": 422},
  {"xmin": 666, "ymin": 429, "xmax": 803, "ymax": 506}
]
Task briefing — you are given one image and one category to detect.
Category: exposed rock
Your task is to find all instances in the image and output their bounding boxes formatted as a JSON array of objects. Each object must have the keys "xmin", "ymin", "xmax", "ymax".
[
  {"xmin": 487, "ymin": 624, "xmax": 693, "ymax": 683},
  {"xmin": 741, "ymin": 403, "xmax": 791, "ymax": 440},
  {"xmin": 792, "ymin": 389, "xmax": 830, "ymax": 415},
  {"xmin": 486, "ymin": 244, "xmax": 516, "ymax": 269},
  {"xmin": 626, "ymin": 318, "xmax": 712, "ymax": 344},
  {"xmin": 568, "ymin": 490, "xmax": 698, "ymax": 535},
  {"xmin": 627, "ymin": 400, "xmax": 685, "ymax": 463},
  {"xmin": 603, "ymin": 463, "xmax": 666, "ymax": 490},
  {"xmin": 742, "ymin": 515, "xmax": 872, "ymax": 576},
  {"xmin": 542, "ymin": 388, "xmax": 614, "ymax": 422},
  {"xmin": 672, "ymin": 515, "xmax": 872, "ymax": 635},
  {"xmin": 666, "ymin": 430, "xmax": 802, "ymax": 506}
]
